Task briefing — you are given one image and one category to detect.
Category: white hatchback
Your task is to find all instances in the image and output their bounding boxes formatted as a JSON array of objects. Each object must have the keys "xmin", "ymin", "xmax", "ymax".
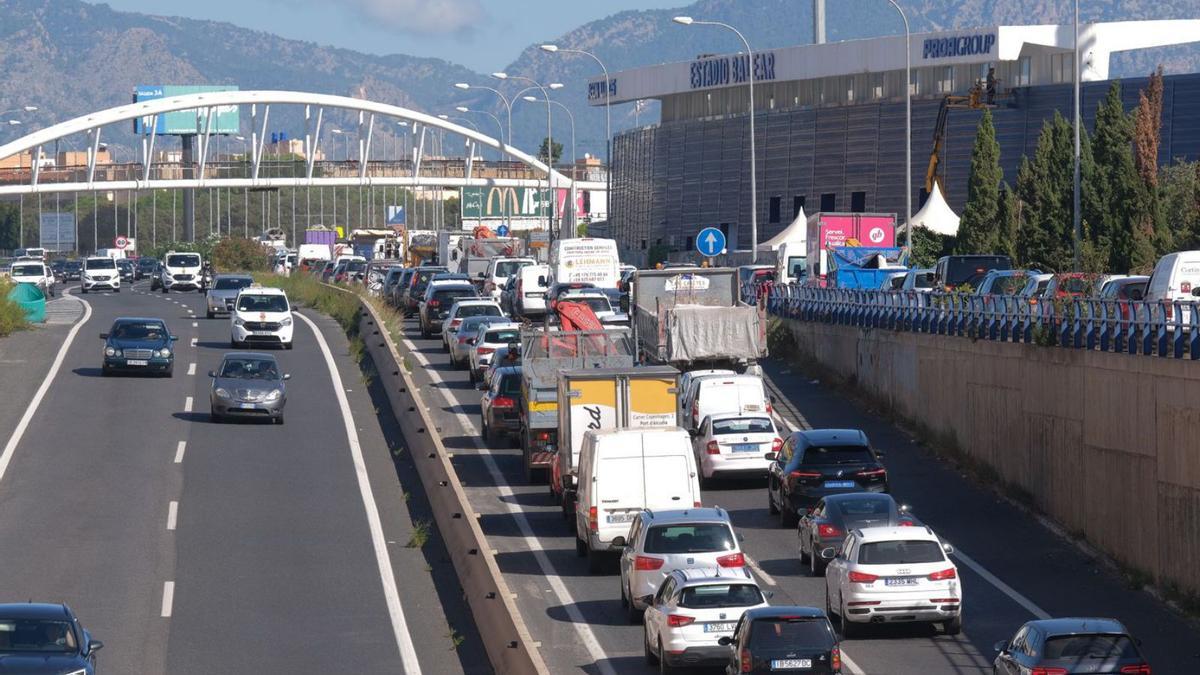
[
  {"xmin": 9, "ymin": 261, "xmax": 56, "ymax": 297},
  {"xmin": 468, "ymin": 322, "xmax": 522, "ymax": 385},
  {"xmin": 693, "ymin": 413, "xmax": 781, "ymax": 486},
  {"xmin": 824, "ymin": 526, "xmax": 961, "ymax": 638},
  {"xmin": 642, "ymin": 568, "xmax": 768, "ymax": 671}
]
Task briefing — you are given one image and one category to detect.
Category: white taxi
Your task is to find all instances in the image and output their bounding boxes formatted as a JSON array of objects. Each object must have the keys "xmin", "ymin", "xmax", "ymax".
[{"xmin": 231, "ymin": 286, "xmax": 294, "ymax": 350}]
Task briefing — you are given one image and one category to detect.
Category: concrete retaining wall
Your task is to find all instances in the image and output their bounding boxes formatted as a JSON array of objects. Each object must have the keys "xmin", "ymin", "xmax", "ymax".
[{"xmin": 784, "ymin": 319, "xmax": 1200, "ymax": 597}]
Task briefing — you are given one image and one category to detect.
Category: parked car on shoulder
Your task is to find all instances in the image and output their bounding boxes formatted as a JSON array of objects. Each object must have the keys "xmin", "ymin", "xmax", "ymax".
[{"xmin": 767, "ymin": 429, "xmax": 888, "ymax": 527}]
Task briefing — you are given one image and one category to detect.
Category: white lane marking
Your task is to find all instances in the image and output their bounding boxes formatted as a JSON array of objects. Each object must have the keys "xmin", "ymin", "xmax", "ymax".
[
  {"xmin": 0, "ymin": 290, "xmax": 92, "ymax": 486},
  {"xmin": 192, "ymin": 322, "xmax": 198, "ymax": 328},
  {"xmin": 190, "ymin": 337, "xmax": 197, "ymax": 347},
  {"xmin": 186, "ymin": 309, "xmax": 193, "ymax": 314},
  {"xmin": 401, "ymin": 335, "xmax": 616, "ymax": 675},
  {"xmin": 174, "ymin": 441, "xmax": 186, "ymax": 464},
  {"xmin": 294, "ymin": 311, "xmax": 422, "ymax": 674},
  {"xmin": 160, "ymin": 581, "xmax": 175, "ymax": 617},
  {"xmin": 841, "ymin": 650, "xmax": 867, "ymax": 675},
  {"xmin": 187, "ymin": 363, "xmax": 196, "ymax": 376},
  {"xmin": 743, "ymin": 553, "xmax": 777, "ymax": 586},
  {"xmin": 952, "ymin": 549, "xmax": 1050, "ymax": 619},
  {"xmin": 183, "ymin": 397, "xmax": 193, "ymax": 413},
  {"xmin": 167, "ymin": 501, "xmax": 178, "ymax": 531}
]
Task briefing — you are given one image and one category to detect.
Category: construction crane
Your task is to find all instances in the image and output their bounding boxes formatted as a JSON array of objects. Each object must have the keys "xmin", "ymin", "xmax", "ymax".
[{"xmin": 925, "ymin": 70, "xmax": 1003, "ymax": 193}]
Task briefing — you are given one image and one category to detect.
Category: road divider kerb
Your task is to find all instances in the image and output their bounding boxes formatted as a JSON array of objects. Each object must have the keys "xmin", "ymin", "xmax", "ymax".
[{"xmin": 348, "ymin": 290, "xmax": 550, "ymax": 675}]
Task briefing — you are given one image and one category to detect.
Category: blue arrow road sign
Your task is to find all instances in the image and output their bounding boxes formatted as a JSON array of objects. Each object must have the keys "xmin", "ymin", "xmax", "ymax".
[
  {"xmin": 696, "ymin": 227, "xmax": 726, "ymax": 257},
  {"xmin": 496, "ymin": 224, "xmax": 510, "ymax": 237}
]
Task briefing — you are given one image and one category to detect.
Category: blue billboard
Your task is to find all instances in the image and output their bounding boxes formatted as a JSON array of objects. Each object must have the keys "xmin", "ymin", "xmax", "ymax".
[{"xmin": 133, "ymin": 85, "xmax": 240, "ymax": 135}]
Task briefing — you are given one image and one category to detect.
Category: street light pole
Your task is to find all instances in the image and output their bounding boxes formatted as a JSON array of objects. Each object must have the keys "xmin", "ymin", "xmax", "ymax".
[
  {"xmin": 674, "ymin": 16, "xmax": 759, "ymax": 262},
  {"xmin": 455, "ymin": 82, "xmax": 514, "ymax": 229},
  {"xmin": 885, "ymin": 0, "xmax": 913, "ymax": 252},
  {"xmin": 541, "ymin": 44, "xmax": 612, "ymax": 223},
  {"xmin": 493, "ymin": 73, "xmax": 562, "ymax": 239},
  {"xmin": 1072, "ymin": 0, "xmax": 1082, "ymax": 270},
  {"xmin": 456, "ymin": 106, "xmax": 506, "ymax": 160},
  {"xmin": 524, "ymin": 96, "xmax": 577, "ymax": 237}
]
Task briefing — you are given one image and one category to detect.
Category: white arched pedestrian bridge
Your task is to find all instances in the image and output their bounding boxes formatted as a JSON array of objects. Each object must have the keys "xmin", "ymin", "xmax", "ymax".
[{"xmin": 0, "ymin": 90, "xmax": 601, "ymax": 195}]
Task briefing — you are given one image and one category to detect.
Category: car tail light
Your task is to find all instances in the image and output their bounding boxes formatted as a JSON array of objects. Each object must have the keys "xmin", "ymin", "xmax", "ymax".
[
  {"xmin": 766, "ymin": 402, "xmax": 773, "ymax": 414},
  {"xmin": 716, "ymin": 552, "xmax": 745, "ymax": 567},
  {"xmin": 858, "ymin": 468, "xmax": 886, "ymax": 478},
  {"xmin": 666, "ymin": 614, "xmax": 695, "ymax": 628},
  {"xmin": 588, "ymin": 506, "xmax": 598, "ymax": 532},
  {"xmin": 1120, "ymin": 665, "xmax": 1151, "ymax": 675},
  {"xmin": 537, "ymin": 431, "xmax": 551, "ymax": 441},
  {"xmin": 817, "ymin": 524, "xmax": 842, "ymax": 538},
  {"xmin": 493, "ymin": 396, "xmax": 515, "ymax": 409},
  {"xmin": 706, "ymin": 440, "xmax": 721, "ymax": 455},
  {"xmin": 831, "ymin": 646, "xmax": 841, "ymax": 672},
  {"xmin": 635, "ymin": 555, "xmax": 665, "ymax": 571},
  {"xmin": 848, "ymin": 571, "xmax": 878, "ymax": 583},
  {"xmin": 740, "ymin": 648, "xmax": 751, "ymax": 673},
  {"xmin": 429, "ymin": 300, "xmax": 440, "ymax": 307},
  {"xmin": 450, "ymin": 319, "xmax": 462, "ymax": 328},
  {"xmin": 478, "ymin": 347, "xmax": 494, "ymax": 355},
  {"xmin": 458, "ymin": 336, "xmax": 471, "ymax": 344},
  {"xmin": 694, "ymin": 501, "xmax": 703, "ymax": 507},
  {"xmin": 928, "ymin": 598, "xmax": 959, "ymax": 603},
  {"xmin": 691, "ymin": 401, "xmax": 698, "ymax": 422},
  {"xmin": 788, "ymin": 470, "xmax": 820, "ymax": 483},
  {"xmin": 1030, "ymin": 668, "xmax": 1068, "ymax": 675},
  {"xmin": 771, "ymin": 438, "xmax": 783, "ymax": 452},
  {"xmin": 928, "ymin": 568, "xmax": 957, "ymax": 581},
  {"xmin": 899, "ymin": 519, "xmax": 915, "ymax": 527}
]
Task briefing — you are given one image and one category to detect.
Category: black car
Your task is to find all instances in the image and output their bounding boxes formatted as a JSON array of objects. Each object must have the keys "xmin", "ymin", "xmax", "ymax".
[
  {"xmin": 63, "ymin": 259, "xmax": 83, "ymax": 281},
  {"xmin": 49, "ymin": 258, "xmax": 66, "ymax": 281},
  {"xmin": 768, "ymin": 429, "xmax": 888, "ymax": 527},
  {"xmin": 100, "ymin": 317, "xmax": 177, "ymax": 376},
  {"xmin": 797, "ymin": 493, "xmax": 915, "ymax": 576},
  {"xmin": 481, "ymin": 366, "xmax": 522, "ymax": 446},
  {"xmin": 115, "ymin": 258, "xmax": 135, "ymax": 282},
  {"xmin": 135, "ymin": 257, "xmax": 158, "ymax": 280},
  {"xmin": 403, "ymin": 266, "xmax": 447, "ymax": 317},
  {"xmin": 420, "ymin": 283, "xmax": 479, "ymax": 338},
  {"xmin": 0, "ymin": 602, "xmax": 103, "ymax": 674},
  {"xmin": 720, "ymin": 607, "xmax": 841, "ymax": 674},
  {"xmin": 993, "ymin": 618, "xmax": 1151, "ymax": 675}
]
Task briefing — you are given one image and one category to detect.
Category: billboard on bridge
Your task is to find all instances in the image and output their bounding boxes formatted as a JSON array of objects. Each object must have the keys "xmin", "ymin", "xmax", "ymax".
[{"xmin": 132, "ymin": 85, "xmax": 241, "ymax": 135}]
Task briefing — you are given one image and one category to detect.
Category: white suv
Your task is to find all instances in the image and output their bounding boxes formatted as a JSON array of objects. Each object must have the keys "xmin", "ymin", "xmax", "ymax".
[
  {"xmin": 157, "ymin": 251, "xmax": 204, "ymax": 293},
  {"xmin": 231, "ymin": 286, "xmax": 294, "ymax": 349},
  {"xmin": 618, "ymin": 508, "xmax": 745, "ymax": 623},
  {"xmin": 81, "ymin": 256, "xmax": 120, "ymax": 293},
  {"xmin": 9, "ymin": 260, "xmax": 56, "ymax": 297},
  {"xmin": 823, "ymin": 526, "xmax": 961, "ymax": 638},
  {"xmin": 641, "ymin": 567, "xmax": 769, "ymax": 671}
]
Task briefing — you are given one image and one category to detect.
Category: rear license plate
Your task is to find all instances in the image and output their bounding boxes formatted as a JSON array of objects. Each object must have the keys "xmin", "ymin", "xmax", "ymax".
[
  {"xmin": 732, "ymin": 443, "xmax": 759, "ymax": 453},
  {"xmin": 824, "ymin": 480, "xmax": 856, "ymax": 488},
  {"xmin": 771, "ymin": 659, "xmax": 812, "ymax": 670},
  {"xmin": 606, "ymin": 513, "xmax": 635, "ymax": 524},
  {"xmin": 743, "ymin": 404, "xmax": 762, "ymax": 412},
  {"xmin": 126, "ymin": 359, "xmax": 148, "ymax": 366},
  {"xmin": 885, "ymin": 577, "xmax": 918, "ymax": 586},
  {"xmin": 704, "ymin": 622, "xmax": 736, "ymax": 633},
  {"xmin": 528, "ymin": 292, "xmax": 545, "ymax": 297}
]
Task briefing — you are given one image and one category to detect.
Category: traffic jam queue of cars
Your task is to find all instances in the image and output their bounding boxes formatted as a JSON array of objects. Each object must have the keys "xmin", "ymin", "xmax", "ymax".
[{"xmin": 332, "ymin": 235, "xmax": 1155, "ymax": 675}]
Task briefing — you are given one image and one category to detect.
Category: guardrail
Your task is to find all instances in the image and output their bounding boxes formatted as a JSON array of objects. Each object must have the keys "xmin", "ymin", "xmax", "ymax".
[
  {"xmin": 763, "ymin": 284, "xmax": 1200, "ymax": 359},
  {"xmin": 334, "ymin": 286, "xmax": 548, "ymax": 674}
]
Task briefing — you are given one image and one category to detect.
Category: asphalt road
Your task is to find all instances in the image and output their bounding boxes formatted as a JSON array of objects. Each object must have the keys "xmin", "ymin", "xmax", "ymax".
[
  {"xmin": 0, "ymin": 282, "xmax": 487, "ymax": 674},
  {"xmin": 394, "ymin": 312, "xmax": 1200, "ymax": 674}
]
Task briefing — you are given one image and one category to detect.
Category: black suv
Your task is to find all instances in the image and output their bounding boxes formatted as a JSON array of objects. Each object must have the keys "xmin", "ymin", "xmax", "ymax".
[
  {"xmin": 767, "ymin": 429, "xmax": 888, "ymax": 527},
  {"xmin": 420, "ymin": 283, "xmax": 479, "ymax": 338},
  {"xmin": 0, "ymin": 602, "xmax": 103, "ymax": 674},
  {"xmin": 720, "ymin": 606, "xmax": 841, "ymax": 674},
  {"xmin": 403, "ymin": 266, "xmax": 447, "ymax": 317}
]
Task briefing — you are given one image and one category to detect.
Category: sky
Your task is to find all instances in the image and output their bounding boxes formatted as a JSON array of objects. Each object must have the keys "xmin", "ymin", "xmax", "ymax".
[{"xmin": 99, "ymin": 0, "xmax": 686, "ymax": 71}]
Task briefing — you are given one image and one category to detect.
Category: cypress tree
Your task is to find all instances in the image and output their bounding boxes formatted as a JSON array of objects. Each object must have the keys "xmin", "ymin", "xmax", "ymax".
[
  {"xmin": 1016, "ymin": 113, "xmax": 1075, "ymax": 271},
  {"xmin": 1091, "ymin": 81, "xmax": 1151, "ymax": 272},
  {"xmin": 955, "ymin": 110, "xmax": 1003, "ymax": 254}
]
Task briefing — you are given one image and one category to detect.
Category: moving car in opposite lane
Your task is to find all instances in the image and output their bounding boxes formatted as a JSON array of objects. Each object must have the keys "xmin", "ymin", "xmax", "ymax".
[
  {"xmin": 209, "ymin": 352, "xmax": 290, "ymax": 424},
  {"xmin": 100, "ymin": 317, "xmax": 177, "ymax": 376},
  {"xmin": 81, "ymin": 256, "xmax": 120, "ymax": 293},
  {"xmin": 0, "ymin": 603, "xmax": 103, "ymax": 675},
  {"xmin": 156, "ymin": 251, "xmax": 204, "ymax": 293}
]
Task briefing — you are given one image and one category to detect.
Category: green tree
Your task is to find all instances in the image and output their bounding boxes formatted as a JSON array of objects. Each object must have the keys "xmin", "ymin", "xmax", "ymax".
[
  {"xmin": 210, "ymin": 237, "xmax": 272, "ymax": 272},
  {"xmin": 995, "ymin": 183, "xmax": 1020, "ymax": 261},
  {"xmin": 1015, "ymin": 113, "xmax": 1075, "ymax": 271},
  {"xmin": 1091, "ymin": 81, "xmax": 1157, "ymax": 272},
  {"xmin": 910, "ymin": 225, "xmax": 952, "ymax": 268},
  {"xmin": 538, "ymin": 137, "xmax": 563, "ymax": 164},
  {"xmin": 0, "ymin": 202, "xmax": 19, "ymax": 252},
  {"xmin": 955, "ymin": 110, "xmax": 1003, "ymax": 254},
  {"xmin": 1160, "ymin": 159, "xmax": 1200, "ymax": 249}
]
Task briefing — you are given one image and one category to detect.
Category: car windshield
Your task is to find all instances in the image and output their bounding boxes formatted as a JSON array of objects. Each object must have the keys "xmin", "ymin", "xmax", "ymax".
[
  {"xmin": 497, "ymin": 372, "xmax": 522, "ymax": 395},
  {"xmin": 712, "ymin": 417, "xmax": 774, "ymax": 435},
  {"xmin": 0, "ymin": 619, "xmax": 78, "ymax": 652},
  {"xmin": 946, "ymin": 257, "xmax": 1011, "ymax": 288},
  {"xmin": 346, "ymin": 261, "xmax": 367, "ymax": 272},
  {"xmin": 494, "ymin": 260, "xmax": 530, "ymax": 277},
  {"xmin": 65, "ymin": 262, "xmax": 82, "ymax": 270},
  {"xmin": 747, "ymin": 618, "xmax": 835, "ymax": 650},
  {"xmin": 12, "ymin": 264, "xmax": 42, "ymax": 276},
  {"xmin": 912, "ymin": 272, "xmax": 935, "ymax": 289},
  {"xmin": 857, "ymin": 540, "xmax": 945, "ymax": 564},
  {"xmin": 484, "ymin": 329, "xmax": 520, "ymax": 344},
  {"xmin": 220, "ymin": 358, "xmax": 280, "ymax": 380},
  {"xmin": 1042, "ymin": 634, "xmax": 1138, "ymax": 660},
  {"xmin": 677, "ymin": 584, "xmax": 763, "ymax": 609},
  {"xmin": 643, "ymin": 523, "xmax": 736, "ymax": 554},
  {"xmin": 456, "ymin": 304, "xmax": 501, "ymax": 318},
  {"xmin": 117, "ymin": 260, "xmax": 132, "ymax": 268},
  {"xmin": 435, "ymin": 289, "xmax": 477, "ymax": 303},
  {"xmin": 112, "ymin": 322, "xmax": 167, "ymax": 340},
  {"xmin": 137, "ymin": 259, "xmax": 156, "ymax": 268},
  {"xmin": 166, "ymin": 254, "xmax": 200, "ymax": 268},
  {"xmin": 214, "ymin": 277, "xmax": 253, "ymax": 291},
  {"xmin": 237, "ymin": 294, "xmax": 289, "ymax": 313},
  {"xmin": 87, "ymin": 258, "xmax": 116, "ymax": 270},
  {"xmin": 799, "ymin": 444, "xmax": 873, "ymax": 466},
  {"xmin": 833, "ymin": 497, "xmax": 892, "ymax": 517}
]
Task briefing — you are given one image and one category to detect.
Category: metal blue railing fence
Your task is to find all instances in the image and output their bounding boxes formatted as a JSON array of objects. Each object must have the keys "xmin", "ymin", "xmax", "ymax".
[{"xmin": 752, "ymin": 283, "xmax": 1200, "ymax": 360}]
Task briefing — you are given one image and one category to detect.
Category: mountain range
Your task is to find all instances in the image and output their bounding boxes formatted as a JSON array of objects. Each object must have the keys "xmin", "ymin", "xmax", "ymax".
[{"xmin": 0, "ymin": 0, "xmax": 1198, "ymax": 160}]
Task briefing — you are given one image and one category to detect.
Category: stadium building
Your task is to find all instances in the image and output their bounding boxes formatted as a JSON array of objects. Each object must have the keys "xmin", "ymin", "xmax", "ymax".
[{"xmin": 594, "ymin": 19, "xmax": 1200, "ymax": 262}]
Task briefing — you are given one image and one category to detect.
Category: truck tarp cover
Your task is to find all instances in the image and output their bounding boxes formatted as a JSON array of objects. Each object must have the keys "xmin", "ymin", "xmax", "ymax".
[{"xmin": 667, "ymin": 305, "xmax": 764, "ymax": 362}]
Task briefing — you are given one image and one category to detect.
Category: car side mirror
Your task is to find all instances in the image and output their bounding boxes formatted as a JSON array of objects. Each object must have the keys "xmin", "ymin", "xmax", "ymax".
[
  {"xmin": 87, "ymin": 640, "xmax": 104, "ymax": 655},
  {"xmin": 717, "ymin": 636, "xmax": 734, "ymax": 647},
  {"xmin": 208, "ymin": 371, "xmax": 217, "ymax": 378},
  {"xmin": 170, "ymin": 335, "xmax": 179, "ymax": 341},
  {"xmin": 992, "ymin": 640, "xmax": 1008, "ymax": 654},
  {"xmin": 820, "ymin": 547, "xmax": 837, "ymax": 560},
  {"xmin": 942, "ymin": 542, "xmax": 955, "ymax": 555},
  {"xmin": 762, "ymin": 590, "xmax": 774, "ymax": 600},
  {"xmin": 283, "ymin": 374, "xmax": 291, "ymax": 380},
  {"xmin": 611, "ymin": 536, "xmax": 626, "ymax": 548},
  {"xmin": 99, "ymin": 333, "xmax": 108, "ymax": 339},
  {"xmin": 638, "ymin": 595, "xmax": 654, "ymax": 607},
  {"xmin": 764, "ymin": 452, "xmax": 777, "ymax": 462}
]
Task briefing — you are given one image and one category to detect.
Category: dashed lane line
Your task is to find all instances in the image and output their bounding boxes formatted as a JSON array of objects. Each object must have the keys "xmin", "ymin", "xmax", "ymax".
[
  {"xmin": 183, "ymin": 397, "xmax": 193, "ymax": 413},
  {"xmin": 167, "ymin": 501, "xmax": 178, "ymax": 531},
  {"xmin": 174, "ymin": 441, "xmax": 186, "ymax": 464},
  {"xmin": 187, "ymin": 363, "xmax": 196, "ymax": 376},
  {"xmin": 160, "ymin": 581, "xmax": 175, "ymax": 617}
]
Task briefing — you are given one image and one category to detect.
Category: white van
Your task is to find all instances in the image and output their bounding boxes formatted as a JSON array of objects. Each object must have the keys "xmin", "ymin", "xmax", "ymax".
[
  {"xmin": 157, "ymin": 250, "xmax": 204, "ymax": 293},
  {"xmin": 548, "ymin": 237, "xmax": 620, "ymax": 289},
  {"xmin": 574, "ymin": 428, "xmax": 702, "ymax": 572},
  {"xmin": 689, "ymin": 375, "xmax": 769, "ymax": 431},
  {"xmin": 483, "ymin": 256, "xmax": 535, "ymax": 300},
  {"xmin": 516, "ymin": 264, "xmax": 551, "ymax": 316},
  {"xmin": 1144, "ymin": 251, "xmax": 1200, "ymax": 322}
]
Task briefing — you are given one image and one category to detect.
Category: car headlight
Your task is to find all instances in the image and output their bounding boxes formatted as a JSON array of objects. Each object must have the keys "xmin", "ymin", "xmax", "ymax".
[
  {"xmin": 158, "ymin": 348, "xmax": 172, "ymax": 358},
  {"xmin": 214, "ymin": 387, "xmax": 231, "ymax": 399},
  {"xmin": 280, "ymin": 316, "xmax": 293, "ymax": 327},
  {"xmin": 104, "ymin": 346, "xmax": 116, "ymax": 357},
  {"xmin": 233, "ymin": 317, "xmax": 245, "ymax": 326},
  {"xmin": 263, "ymin": 389, "xmax": 283, "ymax": 402}
]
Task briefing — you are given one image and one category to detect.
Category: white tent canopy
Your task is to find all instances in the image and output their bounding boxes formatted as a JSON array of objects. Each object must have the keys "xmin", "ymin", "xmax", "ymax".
[
  {"xmin": 758, "ymin": 206, "xmax": 807, "ymax": 251},
  {"xmin": 912, "ymin": 183, "xmax": 961, "ymax": 236}
]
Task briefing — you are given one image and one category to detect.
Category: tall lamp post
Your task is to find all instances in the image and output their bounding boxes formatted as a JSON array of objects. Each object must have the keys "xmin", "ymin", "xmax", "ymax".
[
  {"xmin": 3, "ymin": 106, "xmax": 38, "ymax": 247},
  {"xmin": 456, "ymin": 106, "xmax": 506, "ymax": 159},
  {"xmin": 540, "ymin": 44, "xmax": 612, "ymax": 224},
  {"xmin": 455, "ymin": 82, "xmax": 514, "ymax": 229},
  {"xmin": 1072, "ymin": 0, "xmax": 1081, "ymax": 270},
  {"xmin": 523, "ymin": 95, "xmax": 578, "ymax": 237},
  {"xmin": 884, "ymin": 0, "xmax": 913, "ymax": 251},
  {"xmin": 674, "ymin": 16, "xmax": 759, "ymax": 262},
  {"xmin": 493, "ymin": 73, "xmax": 562, "ymax": 238}
]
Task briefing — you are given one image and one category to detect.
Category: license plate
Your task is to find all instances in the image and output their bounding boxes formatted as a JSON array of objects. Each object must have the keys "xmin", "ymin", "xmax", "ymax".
[
  {"xmin": 732, "ymin": 443, "xmax": 759, "ymax": 453},
  {"xmin": 126, "ymin": 359, "xmax": 148, "ymax": 366},
  {"xmin": 528, "ymin": 292, "xmax": 545, "ymax": 297},
  {"xmin": 743, "ymin": 404, "xmax": 762, "ymax": 412},
  {"xmin": 704, "ymin": 622, "xmax": 736, "ymax": 633},
  {"xmin": 252, "ymin": 331, "xmax": 274, "ymax": 336},
  {"xmin": 885, "ymin": 577, "xmax": 918, "ymax": 586},
  {"xmin": 605, "ymin": 513, "xmax": 635, "ymax": 524},
  {"xmin": 771, "ymin": 659, "xmax": 812, "ymax": 670},
  {"xmin": 824, "ymin": 480, "xmax": 856, "ymax": 488},
  {"xmin": 238, "ymin": 403, "xmax": 258, "ymax": 409}
]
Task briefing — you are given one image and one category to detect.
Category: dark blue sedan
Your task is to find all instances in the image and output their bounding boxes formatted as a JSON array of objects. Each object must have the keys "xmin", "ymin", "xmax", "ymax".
[
  {"xmin": 100, "ymin": 317, "xmax": 177, "ymax": 377},
  {"xmin": 0, "ymin": 602, "xmax": 103, "ymax": 674}
]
